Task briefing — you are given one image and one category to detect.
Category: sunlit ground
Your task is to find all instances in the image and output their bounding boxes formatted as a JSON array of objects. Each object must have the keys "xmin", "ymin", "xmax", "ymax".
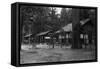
[{"xmin": 20, "ymin": 44, "xmax": 95, "ymax": 64}]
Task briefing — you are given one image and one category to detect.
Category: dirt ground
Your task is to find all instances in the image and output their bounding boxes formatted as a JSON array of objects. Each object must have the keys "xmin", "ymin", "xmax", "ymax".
[{"xmin": 20, "ymin": 47, "xmax": 95, "ymax": 64}]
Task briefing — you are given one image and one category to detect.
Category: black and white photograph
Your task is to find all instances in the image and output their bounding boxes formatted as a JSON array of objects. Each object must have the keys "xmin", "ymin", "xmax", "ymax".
[
  {"xmin": 19, "ymin": 5, "xmax": 97, "ymax": 64},
  {"xmin": 11, "ymin": 2, "xmax": 97, "ymax": 66}
]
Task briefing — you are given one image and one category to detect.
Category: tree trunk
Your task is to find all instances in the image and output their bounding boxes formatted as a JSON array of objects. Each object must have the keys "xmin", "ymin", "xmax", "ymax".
[{"xmin": 72, "ymin": 9, "xmax": 82, "ymax": 49}]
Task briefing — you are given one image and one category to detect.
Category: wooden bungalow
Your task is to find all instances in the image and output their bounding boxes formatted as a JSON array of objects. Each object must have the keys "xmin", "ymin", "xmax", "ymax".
[
  {"xmin": 53, "ymin": 23, "xmax": 72, "ymax": 45},
  {"xmin": 79, "ymin": 18, "xmax": 95, "ymax": 47},
  {"xmin": 22, "ymin": 23, "xmax": 72, "ymax": 48}
]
